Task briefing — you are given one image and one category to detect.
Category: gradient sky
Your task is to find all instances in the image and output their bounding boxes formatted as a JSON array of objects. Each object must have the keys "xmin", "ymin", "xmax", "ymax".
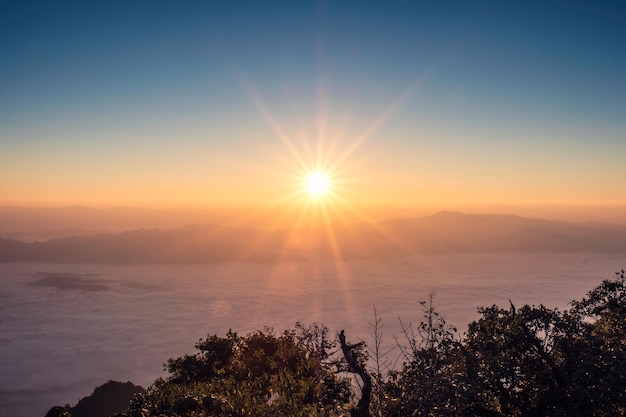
[{"xmin": 2, "ymin": 1, "xmax": 625, "ymax": 213}]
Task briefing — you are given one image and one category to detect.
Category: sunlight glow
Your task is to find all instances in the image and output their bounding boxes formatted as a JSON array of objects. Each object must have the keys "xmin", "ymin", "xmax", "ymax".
[
  {"xmin": 224, "ymin": 63, "xmax": 426, "ymax": 332},
  {"xmin": 305, "ymin": 172, "xmax": 330, "ymax": 197}
]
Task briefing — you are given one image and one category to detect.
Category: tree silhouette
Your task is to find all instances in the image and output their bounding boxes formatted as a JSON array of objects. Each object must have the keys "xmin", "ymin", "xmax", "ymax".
[
  {"xmin": 116, "ymin": 325, "xmax": 352, "ymax": 417},
  {"xmin": 65, "ymin": 269, "xmax": 626, "ymax": 417}
]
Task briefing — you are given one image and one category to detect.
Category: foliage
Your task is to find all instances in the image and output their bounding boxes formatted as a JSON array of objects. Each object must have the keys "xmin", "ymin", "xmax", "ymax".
[
  {"xmin": 116, "ymin": 324, "xmax": 352, "ymax": 417},
  {"xmin": 463, "ymin": 303, "xmax": 571, "ymax": 416},
  {"xmin": 67, "ymin": 269, "xmax": 626, "ymax": 417},
  {"xmin": 366, "ymin": 306, "xmax": 394, "ymax": 417},
  {"xmin": 566, "ymin": 269, "xmax": 626, "ymax": 416},
  {"xmin": 45, "ymin": 406, "xmax": 72, "ymax": 417},
  {"xmin": 385, "ymin": 296, "xmax": 465, "ymax": 417},
  {"xmin": 381, "ymin": 270, "xmax": 626, "ymax": 417}
]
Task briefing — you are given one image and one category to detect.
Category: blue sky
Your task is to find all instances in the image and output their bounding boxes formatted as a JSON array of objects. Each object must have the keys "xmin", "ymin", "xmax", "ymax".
[{"xmin": 1, "ymin": 1, "xmax": 625, "ymax": 209}]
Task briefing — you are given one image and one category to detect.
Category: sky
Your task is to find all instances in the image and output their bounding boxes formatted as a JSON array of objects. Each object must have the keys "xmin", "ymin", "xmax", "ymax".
[{"xmin": 1, "ymin": 1, "xmax": 626, "ymax": 220}]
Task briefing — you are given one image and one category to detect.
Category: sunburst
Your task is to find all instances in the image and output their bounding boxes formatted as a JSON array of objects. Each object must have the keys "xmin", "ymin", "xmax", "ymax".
[
  {"xmin": 304, "ymin": 171, "xmax": 330, "ymax": 197},
  {"xmin": 221, "ymin": 60, "xmax": 429, "ymax": 328}
]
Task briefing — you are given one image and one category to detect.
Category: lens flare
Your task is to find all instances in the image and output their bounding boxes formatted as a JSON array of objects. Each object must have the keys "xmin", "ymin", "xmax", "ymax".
[{"xmin": 305, "ymin": 171, "xmax": 330, "ymax": 197}]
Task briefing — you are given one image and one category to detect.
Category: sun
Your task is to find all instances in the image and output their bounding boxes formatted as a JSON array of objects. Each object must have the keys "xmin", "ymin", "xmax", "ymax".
[{"xmin": 304, "ymin": 171, "xmax": 330, "ymax": 197}]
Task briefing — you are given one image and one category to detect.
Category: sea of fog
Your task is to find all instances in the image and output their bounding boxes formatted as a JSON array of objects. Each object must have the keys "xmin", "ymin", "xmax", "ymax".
[{"xmin": 2, "ymin": 253, "xmax": 625, "ymax": 417}]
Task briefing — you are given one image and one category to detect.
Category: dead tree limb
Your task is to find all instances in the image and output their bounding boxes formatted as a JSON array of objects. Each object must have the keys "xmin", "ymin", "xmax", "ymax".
[{"xmin": 339, "ymin": 330, "xmax": 372, "ymax": 417}]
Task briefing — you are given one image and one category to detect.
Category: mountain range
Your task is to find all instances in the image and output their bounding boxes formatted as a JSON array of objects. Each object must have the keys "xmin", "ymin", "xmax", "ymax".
[{"xmin": 1, "ymin": 211, "xmax": 625, "ymax": 264}]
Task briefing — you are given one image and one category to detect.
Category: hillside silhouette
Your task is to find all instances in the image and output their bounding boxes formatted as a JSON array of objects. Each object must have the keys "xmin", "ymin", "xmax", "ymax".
[
  {"xmin": 1, "ymin": 212, "xmax": 625, "ymax": 264},
  {"xmin": 45, "ymin": 381, "xmax": 143, "ymax": 417}
]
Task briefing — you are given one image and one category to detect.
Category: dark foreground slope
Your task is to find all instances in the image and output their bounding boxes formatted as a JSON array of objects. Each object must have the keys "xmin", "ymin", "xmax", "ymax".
[{"xmin": 45, "ymin": 381, "xmax": 143, "ymax": 417}]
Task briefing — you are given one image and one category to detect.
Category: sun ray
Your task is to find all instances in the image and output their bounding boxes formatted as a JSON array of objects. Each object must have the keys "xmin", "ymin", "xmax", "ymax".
[
  {"xmin": 330, "ymin": 72, "xmax": 432, "ymax": 172},
  {"xmin": 333, "ymin": 194, "xmax": 414, "ymax": 257},
  {"xmin": 209, "ymin": 47, "xmax": 445, "ymax": 333},
  {"xmin": 319, "ymin": 202, "xmax": 359, "ymax": 328},
  {"xmin": 230, "ymin": 69, "xmax": 310, "ymax": 173}
]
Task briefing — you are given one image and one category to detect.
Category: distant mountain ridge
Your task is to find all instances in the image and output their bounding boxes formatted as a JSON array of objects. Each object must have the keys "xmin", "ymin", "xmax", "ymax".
[
  {"xmin": 0, "ymin": 224, "xmax": 301, "ymax": 264},
  {"xmin": 1, "ymin": 212, "xmax": 625, "ymax": 264},
  {"xmin": 383, "ymin": 211, "xmax": 626, "ymax": 254}
]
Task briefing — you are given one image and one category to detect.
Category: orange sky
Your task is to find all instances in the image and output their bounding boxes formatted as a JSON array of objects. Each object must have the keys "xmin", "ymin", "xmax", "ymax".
[{"xmin": 2, "ymin": 2, "xmax": 626, "ymax": 221}]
